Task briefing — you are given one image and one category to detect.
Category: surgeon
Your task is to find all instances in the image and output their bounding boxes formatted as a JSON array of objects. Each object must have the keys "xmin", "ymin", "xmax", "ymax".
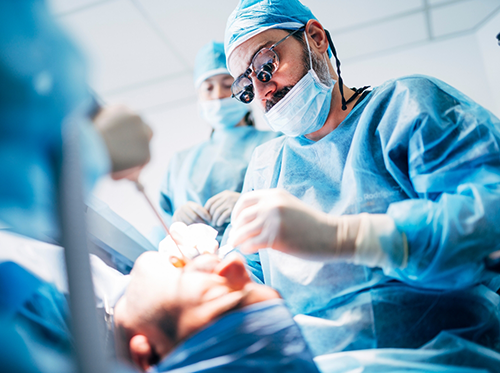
[
  {"xmin": 160, "ymin": 41, "xmax": 280, "ymax": 242},
  {"xmin": 222, "ymin": 0, "xmax": 500, "ymax": 357}
]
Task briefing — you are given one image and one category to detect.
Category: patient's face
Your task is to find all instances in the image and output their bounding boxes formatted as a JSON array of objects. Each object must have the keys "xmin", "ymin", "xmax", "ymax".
[
  {"xmin": 114, "ymin": 251, "xmax": 279, "ymax": 370},
  {"xmin": 120, "ymin": 252, "xmax": 255, "ymax": 320}
]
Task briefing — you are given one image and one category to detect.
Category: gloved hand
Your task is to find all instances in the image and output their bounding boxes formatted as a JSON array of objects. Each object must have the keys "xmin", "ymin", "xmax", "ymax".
[
  {"xmin": 204, "ymin": 191, "xmax": 241, "ymax": 227},
  {"xmin": 159, "ymin": 222, "xmax": 219, "ymax": 259},
  {"xmin": 93, "ymin": 105, "xmax": 152, "ymax": 174},
  {"xmin": 228, "ymin": 189, "xmax": 407, "ymax": 269},
  {"xmin": 173, "ymin": 201, "xmax": 211, "ymax": 225}
]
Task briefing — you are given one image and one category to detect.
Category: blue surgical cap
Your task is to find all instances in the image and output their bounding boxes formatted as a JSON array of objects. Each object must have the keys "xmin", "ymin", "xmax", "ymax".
[
  {"xmin": 224, "ymin": 0, "xmax": 318, "ymax": 73},
  {"xmin": 193, "ymin": 41, "xmax": 230, "ymax": 88}
]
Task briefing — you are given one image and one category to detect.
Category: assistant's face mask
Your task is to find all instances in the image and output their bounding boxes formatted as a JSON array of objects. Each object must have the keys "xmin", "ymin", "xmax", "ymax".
[
  {"xmin": 199, "ymin": 97, "xmax": 249, "ymax": 130},
  {"xmin": 264, "ymin": 34, "xmax": 335, "ymax": 137}
]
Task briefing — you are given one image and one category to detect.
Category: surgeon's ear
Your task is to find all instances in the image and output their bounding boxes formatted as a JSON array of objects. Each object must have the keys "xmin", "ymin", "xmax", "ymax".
[
  {"xmin": 214, "ymin": 253, "xmax": 250, "ymax": 290},
  {"xmin": 129, "ymin": 334, "xmax": 155, "ymax": 372},
  {"xmin": 305, "ymin": 19, "xmax": 329, "ymax": 54}
]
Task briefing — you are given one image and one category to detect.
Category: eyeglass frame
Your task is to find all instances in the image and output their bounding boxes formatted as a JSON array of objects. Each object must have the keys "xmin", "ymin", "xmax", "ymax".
[{"xmin": 230, "ymin": 26, "xmax": 306, "ymax": 104}]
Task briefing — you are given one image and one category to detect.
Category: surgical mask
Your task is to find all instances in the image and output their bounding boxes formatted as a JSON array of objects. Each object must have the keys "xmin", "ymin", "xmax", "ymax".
[
  {"xmin": 264, "ymin": 36, "xmax": 335, "ymax": 137},
  {"xmin": 199, "ymin": 97, "xmax": 249, "ymax": 130}
]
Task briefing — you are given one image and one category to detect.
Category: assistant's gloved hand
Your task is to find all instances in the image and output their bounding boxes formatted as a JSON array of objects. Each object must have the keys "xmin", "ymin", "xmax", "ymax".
[
  {"xmin": 204, "ymin": 191, "xmax": 241, "ymax": 227},
  {"xmin": 228, "ymin": 189, "xmax": 408, "ymax": 269},
  {"xmin": 173, "ymin": 201, "xmax": 211, "ymax": 225},
  {"xmin": 93, "ymin": 105, "xmax": 152, "ymax": 174}
]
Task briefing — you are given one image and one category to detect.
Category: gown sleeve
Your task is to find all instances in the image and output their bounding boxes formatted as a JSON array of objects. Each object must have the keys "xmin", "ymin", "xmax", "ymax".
[{"xmin": 379, "ymin": 76, "xmax": 500, "ymax": 288}]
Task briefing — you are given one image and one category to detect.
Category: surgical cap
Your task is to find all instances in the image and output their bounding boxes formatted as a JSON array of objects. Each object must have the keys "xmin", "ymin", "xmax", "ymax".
[
  {"xmin": 193, "ymin": 41, "xmax": 229, "ymax": 88},
  {"xmin": 224, "ymin": 0, "xmax": 318, "ymax": 73}
]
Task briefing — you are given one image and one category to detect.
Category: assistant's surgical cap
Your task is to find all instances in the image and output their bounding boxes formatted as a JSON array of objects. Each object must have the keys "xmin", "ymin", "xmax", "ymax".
[
  {"xmin": 224, "ymin": 0, "xmax": 318, "ymax": 73},
  {"xmin": 193, "ymin": 41, "xmax": 229, "ymax": 88}
]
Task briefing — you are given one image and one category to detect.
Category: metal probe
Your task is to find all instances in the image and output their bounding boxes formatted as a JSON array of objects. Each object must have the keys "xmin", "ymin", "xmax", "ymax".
[{"xmin": 134, "ymin": 180, "xmax": 199, "ymax": 261}]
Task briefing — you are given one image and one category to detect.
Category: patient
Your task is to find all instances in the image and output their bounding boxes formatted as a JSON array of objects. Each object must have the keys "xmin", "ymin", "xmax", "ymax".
[{"xmin": 113, "ymin": 251, "xmax": 320, "ymax": 372}]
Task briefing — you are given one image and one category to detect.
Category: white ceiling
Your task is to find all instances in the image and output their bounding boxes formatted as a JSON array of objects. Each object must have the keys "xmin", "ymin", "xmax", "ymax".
[{"xmin": 49, "ymin": 0, "xmax": 500, "ymax": 117}]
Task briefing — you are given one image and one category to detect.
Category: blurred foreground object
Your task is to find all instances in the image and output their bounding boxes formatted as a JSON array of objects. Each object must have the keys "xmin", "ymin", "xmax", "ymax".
[{"xmin": 93, "ymin": 105, "xmax": 152, "ymax": 175}]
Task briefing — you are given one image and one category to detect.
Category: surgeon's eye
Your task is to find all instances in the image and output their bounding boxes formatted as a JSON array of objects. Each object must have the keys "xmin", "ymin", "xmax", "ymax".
[{"xmin": 200, "ymin": 82, "xmax": 214, "ymax": 93}]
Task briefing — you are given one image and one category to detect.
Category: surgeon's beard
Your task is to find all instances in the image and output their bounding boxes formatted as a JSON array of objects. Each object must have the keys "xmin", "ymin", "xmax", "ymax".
[{"xmin": 265, "ymin": 44, "xmax": 332, "ymax": 112}]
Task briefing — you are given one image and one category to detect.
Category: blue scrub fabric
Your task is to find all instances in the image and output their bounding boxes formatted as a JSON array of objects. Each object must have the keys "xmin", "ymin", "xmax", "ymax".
[
  {"xmin": 0, "ymin": 0, "xmax": 109, "ymax": 242},
  {"xmin": 239, "ymin": 75, "xmax": 500, "ymax": 356},
  {"xmin": 152, "ymin": 299, "xmax": 320, "ymax": 373},
  {"xmin": 315, "ymin": 332, "xmax": 500, "ymax": 373},
  {"xmin": 160, "ymin": 126, "xmax": 280, "ymax": 240},
  {"xmin": 0, "ymin": 261, "xmax": 75, "ymax": 373}
]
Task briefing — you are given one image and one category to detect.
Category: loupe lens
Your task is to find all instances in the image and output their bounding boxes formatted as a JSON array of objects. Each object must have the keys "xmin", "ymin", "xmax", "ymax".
[
  {"xmin": 240, "ymin": 88, "xmax": 254, "ymax": 104},
  {"xmin": 253, "ymin": 49, "xmax": 278, "ymax": 79},
  {"xmin": 232, "ymin": 75, "xmax": 252, "ymax": 100},
  {"xmin": 257, "ymin": 63, "xmax": 273, "ymax": 82}
]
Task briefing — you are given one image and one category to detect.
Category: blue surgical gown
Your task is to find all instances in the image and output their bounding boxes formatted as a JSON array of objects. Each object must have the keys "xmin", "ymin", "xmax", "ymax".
[
  {"xmin": 160, "ymin": 126, "xmax": 280, "ymax": 239},
  {"xmin": 240, "ymin": 75, "xmax": 500, "ymax": 356}
]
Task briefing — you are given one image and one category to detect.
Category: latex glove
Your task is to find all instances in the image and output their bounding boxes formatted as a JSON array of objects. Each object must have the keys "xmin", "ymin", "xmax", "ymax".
[
  {"xmin": 93, "ymin": 105, "xmax": 152, "ymax": 174},
  {"xmin": 228, "ymin": 189, "xmax": 407, "ymax": 269},
  {"xmin": 173, "ymin": 201, "xmax": 211, "ymax": 225},
  {"xmin": 204, "ymin": 191, "xmax": 241, "ymax": 227},
  {"xmin": 159, "ymin": 222, "xmax": 219, "ymax": 259}
]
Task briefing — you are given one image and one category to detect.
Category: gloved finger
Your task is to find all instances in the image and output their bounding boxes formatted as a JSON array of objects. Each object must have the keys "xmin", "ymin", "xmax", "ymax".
[
  {"xmin": 206, "ymin": 198, "xmax": 227, "ymax": 223},
  {"xmin": 183, "ymin": 207, "xmax": 207, "ymax": 224},
  {"xmin": 204, "ymin": 193, "xmax": 224, "ymax": 212},
  {"xmin": 190, "ymin": 203, "xmax": 211, "ymax": 223},
  {"xmin": 173, "ymin": 209, "xmax": 197, "ymax": 225},
  {"xmin": 227, "ymin": 218, "xmax": 263, "ymax": 248},
  {"xmin": 231, "ymin": 204, "xmax": 260, "ymax": 231},
  {"xmin": 238, "ymin": 217, "xmax": 280, "ymax": 253},
  {"xmin": 215, "ymin": 208, "xmax": 232, "ymax": 227},
  {"xmin": 231, "ymin": 191, "xmax": 264, "ymax": 221},
  {"xmin": 239, "ymin": 238, "xmax": 269, "ymax": 254},
  {"xmin": 210, "ymin": 196, "xmax": 234, "ymax": 226}
]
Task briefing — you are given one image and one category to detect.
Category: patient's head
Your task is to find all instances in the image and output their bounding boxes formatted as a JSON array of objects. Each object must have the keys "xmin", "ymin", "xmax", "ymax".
[{"xmin": 114, "ymin": 252, "xmax": 279, "ymax": 371}]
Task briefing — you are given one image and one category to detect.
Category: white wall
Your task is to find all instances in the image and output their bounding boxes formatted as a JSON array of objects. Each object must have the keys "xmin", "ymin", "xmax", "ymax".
[
  {"xmin": 343, "ymin": 33, "xmax": 496, "ymax": 115},
  {"xmin": 476, "ymin": 11, "xmax": 500, "ymax": 117}
]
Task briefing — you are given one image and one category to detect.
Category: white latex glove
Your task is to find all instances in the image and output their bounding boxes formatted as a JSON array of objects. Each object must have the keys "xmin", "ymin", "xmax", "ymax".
[
  {"xmin": 159, "ymin": 222, "xmax": 219, "ymax": 259},
  {"xmin": 93, "ymin": 105, "xmax": 152, "ymax": 174},
  {"xmin": 173, "ymin": 201, "xmax": 211, "ymax": 225},
  {"xmin": 204, "ymin": 191, "xmax": 241, "ymax": 227},
  {"xmin": 228, "ymin": 189, "xmax": 407, "ymax": 270}
]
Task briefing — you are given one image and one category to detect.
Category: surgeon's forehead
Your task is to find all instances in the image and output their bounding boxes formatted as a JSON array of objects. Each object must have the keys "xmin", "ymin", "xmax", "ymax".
[{"xmin": 228, "ymin": 29, "xmax": 291, "ymax": 77}]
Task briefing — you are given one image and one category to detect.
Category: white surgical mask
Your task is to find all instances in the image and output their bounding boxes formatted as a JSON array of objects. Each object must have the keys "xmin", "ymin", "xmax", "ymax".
[
  {"xmin": 199, "ymin": 97, "xmax": 249, "ymax": 130},
  {"xmin": 264, "ymin": 35, "xmax": 335, "ymax": 137}
]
